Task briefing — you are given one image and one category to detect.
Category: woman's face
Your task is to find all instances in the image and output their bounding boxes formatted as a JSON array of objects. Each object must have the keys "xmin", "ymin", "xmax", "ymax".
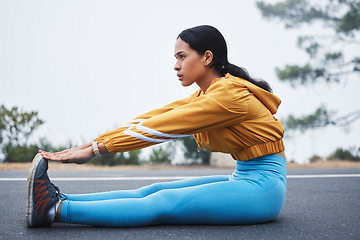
[{"xmin": 174, "ymin": 38, "xmax": 208, "ymax": 87}]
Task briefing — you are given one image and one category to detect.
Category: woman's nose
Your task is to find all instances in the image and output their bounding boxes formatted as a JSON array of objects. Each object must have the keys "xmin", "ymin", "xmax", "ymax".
[{"xmin": 174, "ymin": 61, "xmax": 180, "ymax": 71}]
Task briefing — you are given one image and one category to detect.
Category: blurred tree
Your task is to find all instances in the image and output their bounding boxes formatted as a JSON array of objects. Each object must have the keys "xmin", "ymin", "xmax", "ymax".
[
  {"xmin": 4, "ymin": 143, "xmax": 39, "ymax": 163},
  {"xmin": 90, "ymin": 152, "xmax": 126, "ymax": 166},
  {"xmin": 0, "ymin": 105, "xmax": 44, "ymax": 162},
  {"xmin": 4, "ymin": 138, "xmax": 73, "ymax": 163},
  {"xmin": 90, "ymin": 150, "xmax": 142, "ymax": 166},
  {"xmin": 37, "ymin": 137, "xmax": 73, "ymax": 153},
  {"xmin": 126, "ymin": 150, "xmax": 142, "ymax": 165},
  {"xmin": 256, "ymin": 0, "xmax": 360, "ymax": 131},
  {"xmin": 309, "ymin": 154, "xmax": 323, "ymax": 163},
  {"xmin": 149, "ymin": 144, "xmax": 174, "ymax": 164},
  {"xmin": 177, "ymin": 136, "xmax": 210, "ymax": 165},
  {"xmin": 328, "ymin": 147, "xmax": 360, "ymax": 161},
  {"xmin": 0, "ymin": 105, "xmax": 44, "ymax": 146}
]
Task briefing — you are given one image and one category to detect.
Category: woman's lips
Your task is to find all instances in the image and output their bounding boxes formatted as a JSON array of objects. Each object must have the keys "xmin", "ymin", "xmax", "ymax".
[{"xmin": 177, "ymin": 74, "xmax": 183, "ymax": 81}]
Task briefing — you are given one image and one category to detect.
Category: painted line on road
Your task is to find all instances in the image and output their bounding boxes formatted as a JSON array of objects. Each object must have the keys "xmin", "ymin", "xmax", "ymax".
[
  {"xmin": 1, "ymin": 174, "xmax": 360, "ymax": 181},
  {"xmin": 287, "ymin": 174, "xmax": 360, "ymax": 178}
]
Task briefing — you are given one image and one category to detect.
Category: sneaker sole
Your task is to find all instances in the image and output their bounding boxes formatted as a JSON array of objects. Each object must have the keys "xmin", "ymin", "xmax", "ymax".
[{"xmin": 25, "ymin": 153, "xmax": 43, "ymax": 228}]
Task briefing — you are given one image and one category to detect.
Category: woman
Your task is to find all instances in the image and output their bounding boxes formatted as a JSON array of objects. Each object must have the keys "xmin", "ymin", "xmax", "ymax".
[{"xmin": 26, "ymin": 25, "xmax": 286, "ymax": 228}]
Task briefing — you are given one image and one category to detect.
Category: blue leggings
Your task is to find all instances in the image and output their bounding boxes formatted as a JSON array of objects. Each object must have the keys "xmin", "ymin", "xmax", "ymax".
[{"xmin": 59, "ymin": 155, "xmax": 286, "ymax": 227}]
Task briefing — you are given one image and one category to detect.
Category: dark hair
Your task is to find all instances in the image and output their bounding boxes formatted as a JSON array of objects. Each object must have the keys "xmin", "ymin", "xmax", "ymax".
[{"xmin": 177, "ymin": 25, "xmax": 272, "ymax": 93}]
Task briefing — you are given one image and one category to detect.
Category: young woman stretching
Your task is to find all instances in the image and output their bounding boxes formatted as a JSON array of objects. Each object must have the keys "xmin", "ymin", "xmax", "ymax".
[{"xmin": 26, "ymin": 25, "xmax": 286, "ymax": 228}]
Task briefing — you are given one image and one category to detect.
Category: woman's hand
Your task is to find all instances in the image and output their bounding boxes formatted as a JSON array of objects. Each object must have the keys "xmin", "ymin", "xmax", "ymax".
[{"xmin": 39, "ymin": 142, "xmax": 94, "ymax": 164}]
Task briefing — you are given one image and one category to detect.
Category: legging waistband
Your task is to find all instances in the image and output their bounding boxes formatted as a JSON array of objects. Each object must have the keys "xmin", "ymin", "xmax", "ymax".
[{"xmin": 231, "ymin": 154, "xmax": 287, "ymax": 185}]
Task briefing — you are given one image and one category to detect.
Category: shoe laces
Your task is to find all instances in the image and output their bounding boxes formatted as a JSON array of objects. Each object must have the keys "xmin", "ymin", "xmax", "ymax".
[{"xmin": 50, "ymin": 183, "xmax": 67, "ymax": 201}]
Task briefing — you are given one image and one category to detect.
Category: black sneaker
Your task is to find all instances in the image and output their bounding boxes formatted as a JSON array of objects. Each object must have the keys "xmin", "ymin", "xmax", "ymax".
[{"xmin": 26, "ymin": 153, "xmax": 62, "ymax": 227}]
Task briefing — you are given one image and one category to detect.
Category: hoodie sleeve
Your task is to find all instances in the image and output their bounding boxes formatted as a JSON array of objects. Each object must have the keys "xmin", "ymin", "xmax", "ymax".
[{"xmin": 95, "ymin": 81, "xmax": 249, "ymax": 154}]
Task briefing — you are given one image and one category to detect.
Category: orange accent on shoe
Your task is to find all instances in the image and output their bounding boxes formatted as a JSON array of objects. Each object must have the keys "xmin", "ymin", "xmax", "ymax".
[{"xmin": 34, "ymin": 180, "xmax": 50, "ymax": 219}]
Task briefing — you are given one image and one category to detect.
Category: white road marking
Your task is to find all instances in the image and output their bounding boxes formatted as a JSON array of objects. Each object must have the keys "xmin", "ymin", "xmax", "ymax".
[
  {"xmin": 1, "ymin": 174, "xmax": 360, "ymax": 181},
  {"xmin": 287, "ymin": 174, "xmax": 360, "ymax": 179}
]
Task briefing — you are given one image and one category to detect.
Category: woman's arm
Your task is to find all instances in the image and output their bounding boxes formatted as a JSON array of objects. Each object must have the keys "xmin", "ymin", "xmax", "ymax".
[
  {"xmin": 96, "ymin": 92, "xmax": 247, "ymax": 154},
  {"xmin": 39, "ymin": 97, "xmax": 192, "ymax": 164},
  {"xmin": 39, "ymin": 142, "xmax": 108, "ymax": 164}
]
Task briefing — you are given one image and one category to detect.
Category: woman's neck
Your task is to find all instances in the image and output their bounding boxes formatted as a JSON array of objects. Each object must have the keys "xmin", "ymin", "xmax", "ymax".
[{"xmin": 197, "ymin": 71, "xmax": 221, "ymax": 92}]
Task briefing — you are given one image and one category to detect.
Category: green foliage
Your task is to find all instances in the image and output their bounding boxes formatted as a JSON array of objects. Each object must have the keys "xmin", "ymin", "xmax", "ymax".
[
  {"xmin": 328, "ymin": 147, "xmax": 360, "ymax": 161},
  {"xmin": 297, "ymin": 36, "xmax": 320, "ymax": 57},
  {"xmin": 90, "ymin": 152, "xmax": 124, "ymax": 166},
  {"xmin": 37, "ymin": 137, "xmax": 70, "ymax": 153},
  {"xmin": 90, "ymin": 150, "xmax": 142, "ymax": 166},
  {"xmin": 325, "ymin": 52, "xmax": 343, "ymax": 62},
  {"xmin": 257, "ymin": 0, "xmax": 360, "ymax": 133},
  {"xmin": 284, "ymin": 106, "xmax": 334, "ymax": 133},
  {"xmin": 283, "ymin": 108, "xmax": 360, "ymax": 136},
  {"xmin": 338, "ymin": 1, "xmax": 360, "ymax": 33},
  {"xmin": 149, "ymin": 145, "xmax": 173, "ymax": 163},
  {"xmin": 257, "ymin": 0, "xmax": 359, "ymax": 85},
  {"xmin": 256, "ymin": 0, "xmax": 333, "ymax": 29},
  {"xmin": 127, "ymin": 150, "xmax": 142, "ymax": 165},
  {"xmin": 0, "ymin": 105, "xmax": 45, "ymax": 162},
  {"xmin": 353, "ymin": 57, "xmax": 360, "ymax": 71},
  {"xmin": 176, "ymin": 136, "xmax": 210, "ymax": 164},
  {"xmin": 256, "ymin": 0, "xmax": 359, "ymax": 33},
  {"xmin": 309, "ymin": 155, "xmax": 323, "ymax": 163},
  {"xmin": 3, "ymin": 137, "xmax": 73, "ymax": 163},
  {"xmin": 276, "ymin": 64, "xmax": 314, "ymax": 84},
  {"xmin": 0, "ymin": 105, "xmax": 44, "ymax": 146},
  {"xmin": 4, "ymin": 143, "xmax": 39, "ymax": 163},
  {"xmin": 309, "ymin": 147, "xmax": 360, "ymax": 162}
]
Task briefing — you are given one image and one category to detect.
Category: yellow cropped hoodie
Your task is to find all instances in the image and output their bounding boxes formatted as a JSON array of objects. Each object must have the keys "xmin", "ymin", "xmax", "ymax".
[{"xmin": 95, "ymin": 74, "xmax": 285, "ymax": 161}]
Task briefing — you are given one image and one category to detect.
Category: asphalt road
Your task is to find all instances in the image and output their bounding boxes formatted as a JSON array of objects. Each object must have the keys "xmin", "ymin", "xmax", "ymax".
[{"xmin": 1, "ymin": 167, "xmax": 359, "ymax": 240}]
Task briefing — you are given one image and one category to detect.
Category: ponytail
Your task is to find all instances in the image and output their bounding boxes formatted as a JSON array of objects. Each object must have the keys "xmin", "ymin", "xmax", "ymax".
[{"xmin": 221, "ymin": 63, "xmax": 272, "ymax": 93}]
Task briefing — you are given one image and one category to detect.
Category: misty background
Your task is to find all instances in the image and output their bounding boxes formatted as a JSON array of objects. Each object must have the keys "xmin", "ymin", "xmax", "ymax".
[{"xmin": 1, "ymin": 0, "xmax": 359, "ymax": 163}]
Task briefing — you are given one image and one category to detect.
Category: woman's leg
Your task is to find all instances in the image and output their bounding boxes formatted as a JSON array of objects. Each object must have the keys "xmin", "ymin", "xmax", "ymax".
[
  {"xmin": 59, "ymin": 176, "xmax": 286, "ymax": 227},
  {"xmin": 65, "ymin": 175, "xmax": 229, "ymax": 201}
]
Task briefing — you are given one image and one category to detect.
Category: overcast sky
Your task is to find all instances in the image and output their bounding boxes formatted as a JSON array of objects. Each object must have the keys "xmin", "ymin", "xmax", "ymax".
[{"xmin": 1, "ymin": 0, "xmax": 359, "ymax": 163}]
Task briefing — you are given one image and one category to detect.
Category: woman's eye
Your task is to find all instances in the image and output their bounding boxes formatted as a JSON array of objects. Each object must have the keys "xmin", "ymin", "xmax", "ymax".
[{"xmin": 175, "ymin": 54, "xmax": 185, "ymax": 60}]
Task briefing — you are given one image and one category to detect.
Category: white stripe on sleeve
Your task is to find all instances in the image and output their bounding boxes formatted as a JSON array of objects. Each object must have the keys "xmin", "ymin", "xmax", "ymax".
[{"xmin": 123, "ymin": 119, "xmax": 190, "ymax": 143}]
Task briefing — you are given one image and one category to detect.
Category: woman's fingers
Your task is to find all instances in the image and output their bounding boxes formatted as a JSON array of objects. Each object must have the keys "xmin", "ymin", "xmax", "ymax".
[
  {"xmin": 39, "ymin": 151, "xmax": 70, "ymax": 162},
  {"xmin": 39, "ymin": 147, "xmax": 93, "ymax": 164}
]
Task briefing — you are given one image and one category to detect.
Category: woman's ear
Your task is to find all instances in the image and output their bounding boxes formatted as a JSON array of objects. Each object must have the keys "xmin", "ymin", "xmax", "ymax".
[{"xmin": 204, "ymin": 50, "xmax": 214, "ymax": 67}]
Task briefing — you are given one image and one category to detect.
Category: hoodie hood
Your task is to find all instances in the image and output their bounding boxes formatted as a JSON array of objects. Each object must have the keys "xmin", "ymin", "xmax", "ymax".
[{"xmin": 225, "ymin": 74, "xmax": 281, "ymax": 115}]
